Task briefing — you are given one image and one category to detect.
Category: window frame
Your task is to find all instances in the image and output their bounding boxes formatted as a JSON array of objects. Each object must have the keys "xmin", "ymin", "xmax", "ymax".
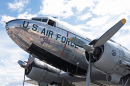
[
  {"xmin": 32, "ymin": 18, "xmax": 42, "ymax": 22},
  {"xmin": 47, "ymin": 19, "xmax": 56, "ymax": 27},
  {"xmin": 42, "ymin": 18, "xmax": 48, "ymax": 23}
]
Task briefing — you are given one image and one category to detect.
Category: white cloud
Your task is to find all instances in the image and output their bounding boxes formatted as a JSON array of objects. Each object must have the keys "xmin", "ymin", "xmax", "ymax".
[
  {"xmin": 75, "ymin": 24, "xmax": 88, "ymax": 29},
  {"xmin": 0, "ymin": 30, "xmax": 35, "ymax": 86},
  {"xmin": 86, "ymin": 0, "xmax": 130, "ymax": 47},
  {"xmin": 39, "ymin": 0, "xmax": 95, "ymax": 18},
  {"xmin": 113, "ymin": 33, "xmax": 130, "ymax": 49},
  {"xmin": 0, "ymin": 30, "xmax": 30, "ymax": 86},
  {"xmin": 39, "ymin": 0, "xmax": 74, "ymax": 18},
  {"xmin": 17, "ymin": 12, "xmax": 37, "ymax": 19},
  {"xmin": 0, "ymin": 15, "xmax": 15, "ymax": 26},
  {"xmin": 0, "ymin": 30, "xmax": 27, "ymax": 67},
  {"xmin": 78, "ymin": 13, "xmax": 92, "ymax": 21},
  {"xmin": 8, "ymin": 0, "xmax": 29, "ymax": 12},
  {"xmin": 0, "ymin": 12, "xmax": 37, "ymax": 26},
  {"xmin": 86, "ymin": 15, "xmax": 110, "ymax": 27},
  {"xmin": 39, "ymin": 0, "xmax": 130, "ymax": 49},
  {"xmin": 67, "ymin": 0, "xmax": 95, "ymax": 12},
  {"xmin": 92, "ymin": 0, "xmax": 130, "ymax": 16}
]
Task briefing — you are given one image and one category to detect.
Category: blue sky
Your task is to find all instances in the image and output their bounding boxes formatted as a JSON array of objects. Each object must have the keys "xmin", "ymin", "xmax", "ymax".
[{"xmin": 0, "ymin": 0, "xmax": 130, "ymax": 86}]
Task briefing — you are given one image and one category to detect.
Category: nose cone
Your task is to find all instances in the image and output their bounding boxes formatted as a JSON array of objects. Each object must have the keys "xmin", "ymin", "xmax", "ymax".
[
  {"xmin": 6, "ymin": 20, "xmax": 20, "ymax": 37},
  {"xmin": 5, "ymin": 19, "xmax": 31, "ymax": 51},
  {"xmin": 6, "ymin": 19, "xmax": 29, "ymax": 36}
]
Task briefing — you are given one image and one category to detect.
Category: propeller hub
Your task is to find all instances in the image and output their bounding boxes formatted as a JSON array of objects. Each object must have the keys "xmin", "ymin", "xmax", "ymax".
[
  {"xmin": 83, "ymin": 45, "xmax": 93, "ymax": 53},
  {"xmin": 93, "ymin": 47, "xmax": 103, "ymax": 61}
]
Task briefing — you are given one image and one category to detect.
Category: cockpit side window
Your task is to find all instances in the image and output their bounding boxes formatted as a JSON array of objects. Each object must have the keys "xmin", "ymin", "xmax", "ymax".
[
  {"xmin": 32, "ymin": 18, "xmax": 42, "ymax": 22},
  {"xmin": 48, "ymin": 19, "xmax": 56, "ymax": 27},
  {"xmin": 42, "ymin": 19, "xmax": 48, "ymax": 22}
]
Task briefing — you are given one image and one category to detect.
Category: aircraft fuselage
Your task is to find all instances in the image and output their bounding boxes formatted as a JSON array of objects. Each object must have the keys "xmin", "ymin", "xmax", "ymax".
[{"xmin": 6, "ymin": 18, "xmax": 90, "ymax": 75}]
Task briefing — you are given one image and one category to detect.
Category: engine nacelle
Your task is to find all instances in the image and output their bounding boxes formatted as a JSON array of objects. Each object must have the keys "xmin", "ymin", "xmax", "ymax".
[
  {"xmin": 25, "ymin": 60, "xmax": 62, "ymax": 85},
  {"xmin": 91, "ymin": 40, "xmax": 130, "ymax": 84},
  {"xmin": 106, "ymin": 74, "xmax": 122, "ymax": 84},
  {"xmin": 93, "ymin": 41, "xmax": 119, "ymax": 73}
]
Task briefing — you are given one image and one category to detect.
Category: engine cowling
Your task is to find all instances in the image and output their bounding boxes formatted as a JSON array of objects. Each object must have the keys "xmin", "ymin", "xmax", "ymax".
[
  {"xmin": 86, "ymin": 40, "xmax": 130, "ymax": 84},
  {"xmin": 25, "ymin": 60, "xmax": 75, "ymax": 86},
  {"xmin": 93, "ymin": 41, "xmax": 120, "ymax": 73},
  {"xmin": 25, "ymin": 60, "xmax": 62, "ymax": 85}
]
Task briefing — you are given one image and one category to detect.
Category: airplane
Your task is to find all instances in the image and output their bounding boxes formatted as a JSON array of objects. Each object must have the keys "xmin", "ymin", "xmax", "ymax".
[{"xmin": 5, "ymin": 16, "xmax": 130, "ymax": 86}]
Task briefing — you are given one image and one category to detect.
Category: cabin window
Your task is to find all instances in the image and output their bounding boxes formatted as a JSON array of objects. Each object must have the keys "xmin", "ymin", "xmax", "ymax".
[
  {"xmin": 32, "ymin": 18, "xmax": 42, "ymax": 22},
  {"xmin": 48, "ymin": 19, "xmax": 56, "ymax": 27},
  {"xmin": 42, "ymin": 19, "xmax": 48, "ymax": 22}
]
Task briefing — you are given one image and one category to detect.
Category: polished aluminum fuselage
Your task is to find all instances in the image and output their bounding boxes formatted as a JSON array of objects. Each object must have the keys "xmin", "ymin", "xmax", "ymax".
[
  {"xmin": 6, "ymin": 19, "xmax": 90, "ymax": 71},
  {"xmin": 6, "ymin": 18, "xmax": 130, "ymax": 85}
]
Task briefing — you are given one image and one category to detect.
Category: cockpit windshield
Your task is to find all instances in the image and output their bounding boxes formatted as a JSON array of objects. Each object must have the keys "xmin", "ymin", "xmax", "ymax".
[
  {"xmin": 32, "ymin": 18, "xmax": 48, "ymax": 23},
  {"xmin": 31, "ymin": 17, "xmax": 56, "ymax": 27},
  {"xmin": 42, "ymin": 19, "xmax": 48, "ymax": 22},
  {"xmin": 32, "ymin": 18, "xmax": 42, "ymax": 22}
]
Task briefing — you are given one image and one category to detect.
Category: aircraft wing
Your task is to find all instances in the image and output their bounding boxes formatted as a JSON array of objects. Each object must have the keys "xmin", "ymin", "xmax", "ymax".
[
  {"xmin": 25, "ymin": 78, "xmax": 125, "ymax": 86},
  {"xmin": 25, "ymin": 80, "xmax": 100, "ymax": 86},
  {"xmin": 25, "ymin": 79, "xmax": 38, "ymax": 85}
]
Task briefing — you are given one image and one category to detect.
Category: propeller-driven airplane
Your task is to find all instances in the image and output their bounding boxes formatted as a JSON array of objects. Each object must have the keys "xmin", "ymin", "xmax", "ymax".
[{"xmin": 5, "ymin": 16, "xmax": 130, "ymax": 86}]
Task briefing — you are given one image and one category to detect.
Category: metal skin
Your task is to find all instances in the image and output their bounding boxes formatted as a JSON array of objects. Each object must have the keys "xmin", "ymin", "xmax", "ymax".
[
  {"xmin": 69, "ymin": 18, "xmax": 130, "ymax": 85},
  {"xmin": 23, "ymin": 60, "xmax": 107, "ymax": 86},
  {"xmin": 6, "ymin": 19, "xmax": 89, "ymax": 71},
  {"xmin": 93, "ymin": 40, "xmax": 130, "ymax": 84},
  {"xmin": 25, "ymin": 60, "xmax": 65, "ymax": 85},
  {"xmin": 6, "ymin": 17, "xmax": 130, "ymax": 85},
  {"xmin": 93, "ymin": 41, "xmax": 130, "ymax": 75},
  {"xmin": 24, "ymin": 60, "xmax": 92, "ymax": 86}
]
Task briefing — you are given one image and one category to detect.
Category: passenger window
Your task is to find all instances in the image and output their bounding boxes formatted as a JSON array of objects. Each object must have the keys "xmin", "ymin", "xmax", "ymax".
[{"xmin": 48, "ymin": 19, "xmax": 56, "ymax": 27}]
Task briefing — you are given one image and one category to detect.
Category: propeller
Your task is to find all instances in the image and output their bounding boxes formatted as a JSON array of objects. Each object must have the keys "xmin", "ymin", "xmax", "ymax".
[
  {"xmin": 69, "ymin": 18, "xmax": 126, "ymax": 86},
  {"xmin": 27, "ymin": 54, "xmax": 35, "ymax": 66},
  {"xmin": 18, "ymin": 54, "xmax": 35, "ymax": 86}
]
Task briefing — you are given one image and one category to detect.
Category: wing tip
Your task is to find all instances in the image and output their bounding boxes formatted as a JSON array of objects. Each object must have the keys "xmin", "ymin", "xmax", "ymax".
[{"xmin": 121, "ymin": 18, "xmax": 126, "ymax": 24}]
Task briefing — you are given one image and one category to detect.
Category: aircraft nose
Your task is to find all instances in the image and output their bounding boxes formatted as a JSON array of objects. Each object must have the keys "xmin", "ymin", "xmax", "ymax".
[
  {"xmin": 5, "ymin": 19, "xmax": 31, "ymax": 51},
  {"xmin": 6, "ymin": 20, "xmax": 19, "ymax": 38},
  {"xmin": 6, "ymin": 19, "xmax": 28, "ymax": 36}
]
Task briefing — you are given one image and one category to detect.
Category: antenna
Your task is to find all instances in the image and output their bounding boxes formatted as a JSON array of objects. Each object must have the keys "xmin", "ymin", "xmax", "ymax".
[{"xmin": 4, "ymin": 21, "xmax": 7, "ymax": 24}]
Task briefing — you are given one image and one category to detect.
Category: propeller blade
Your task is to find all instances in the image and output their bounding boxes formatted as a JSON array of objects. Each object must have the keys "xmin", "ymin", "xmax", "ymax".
[
  {"xmin": 83, "ymin": 45, "xmax": 92, "ymax": 52},
  {"xmin": 23, "ymin": 70, "xmax": 26, "ymax": 86},
  {"xmin": 69, "ymin": 37, "xmax": 86, "ymax": 48},
  {"xmin": 20, "ymin": 54, "xmax": 35, "ymax": 86},
  {"xmin": 69, "ymin": 37, "xmax": 93, "ymax": 52},
  {"xmin": 27, "ymin": 55, "xmax": 35, "ymax": 66},
  {"xmin": 18, "ymin": 60, "xmax": 27, "ymax": 68},
  {"xmin": 86, "ymin": 53, "xmax": 92, "ymax": 86},
  {"xmin": 94, "ymin": 18, "xmax": 126, "ymax": 48}
]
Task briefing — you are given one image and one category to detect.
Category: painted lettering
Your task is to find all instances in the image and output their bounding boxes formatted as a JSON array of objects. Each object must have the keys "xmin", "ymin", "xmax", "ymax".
[
  {"xmin": 29, "ymin": 23, "xmax": 79, "ymax": 49},
  {"xmin": 46, "ymin": 30, "xmax": 50, "ymax": 37},
  {"xmin": 23, "ymin": 21, "xmax": 29, "ymax": 28},
  {"xmin": 49, "ymin": 30, "xmax": 53, "ymax": 38},
  {"xmin": 61, "ymin": 36, "xmax": 66, "ymax": 43},
  {"xmin": 66, "ymin": 38, "xmax": 70, "ymax": 45},
  {"xmin": 56, "ymin": 34, "xmax": 61, "ymax": 40},
  {"xmin": 41, "ymin": 28, "xmax": 45, "ymax": 35},
  {"xmin": 32, "ymin": 24, "xmax": 38, "ymax": 31}
]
